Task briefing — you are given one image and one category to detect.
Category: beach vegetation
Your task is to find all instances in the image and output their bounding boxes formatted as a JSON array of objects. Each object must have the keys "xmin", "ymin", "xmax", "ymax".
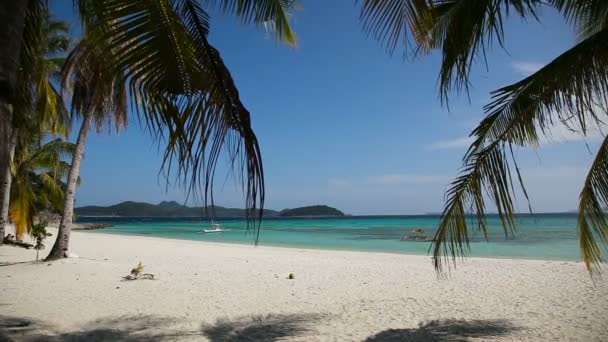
[
  {"xmin": 10, "ymin": 138, "xmax": 75, "ymax": 240},
  {"xmin": 32, "ymin": 220, "xmax": 52, "ymax": 261}
]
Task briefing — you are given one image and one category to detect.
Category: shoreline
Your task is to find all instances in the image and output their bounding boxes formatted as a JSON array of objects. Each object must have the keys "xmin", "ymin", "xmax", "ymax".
[
  {"xmin": 1, "ymin": 228, "xmax": 606, "ymax": 341},
  {"xmin": 84, "ymin": 229, "xmax": 583, "ymax": 264}
]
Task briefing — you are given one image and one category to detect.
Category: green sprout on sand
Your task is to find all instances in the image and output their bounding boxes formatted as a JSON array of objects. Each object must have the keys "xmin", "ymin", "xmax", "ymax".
[{"xmin": 32, "ymin": 221, "xmax": 52, "ymax": 261}]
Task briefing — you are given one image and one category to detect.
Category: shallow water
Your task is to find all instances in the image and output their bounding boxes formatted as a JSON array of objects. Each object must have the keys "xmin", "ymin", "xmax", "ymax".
[{"xmin": 79, "ymin": 214, "xmax": 584, "ymax": 261}]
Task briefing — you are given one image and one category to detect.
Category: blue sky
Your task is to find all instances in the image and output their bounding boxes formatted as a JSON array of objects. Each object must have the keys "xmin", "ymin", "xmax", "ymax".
[{"xmin": 51, "ymin": 1, "xmax": 600, "ymax": 214}]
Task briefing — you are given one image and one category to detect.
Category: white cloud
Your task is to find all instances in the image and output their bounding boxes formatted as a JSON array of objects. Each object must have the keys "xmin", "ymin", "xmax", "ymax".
[
  {"xmin": 367, "ymin": 174, "xmax": 446, "ymax": 185},
  {"xmin": 511, "ymin": 61, "xmax": 544, "ymax": 76},
  {"xmin": 429, "ymin": 136, "xmax": 475, "ymax": 150}
]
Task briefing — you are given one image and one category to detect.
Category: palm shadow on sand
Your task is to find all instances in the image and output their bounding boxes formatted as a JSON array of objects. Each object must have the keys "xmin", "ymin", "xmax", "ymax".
[
  {"xmin": 201, "ymin": 313, "xmax": 323, "ymax": 342},
  {"xmin": 365, "ymin": 319, "xmax": 521, "ymax": 342},
  {"xmin": 0, "ymin": 315, "xmax": 195, "ymax": 341},
  {"xmin": 0, "ymin": 313, "xmax": 322, "ymax": 342}
]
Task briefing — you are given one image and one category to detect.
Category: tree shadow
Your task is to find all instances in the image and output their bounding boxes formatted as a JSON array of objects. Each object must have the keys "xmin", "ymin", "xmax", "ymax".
[
  {"xmin": 1, "ymin": 313, "xmax": 324, "ymax": 341},
  {"xmin": 201, "ymin": 313, "xmax": 323, "ymax": 342},
  {"xmin": 0, "ymin": 315, "xmax": 199, "ymax": 341},
  {"xmin": 365, "ymin": 319, "xmax": 521, "ymax": 342}
]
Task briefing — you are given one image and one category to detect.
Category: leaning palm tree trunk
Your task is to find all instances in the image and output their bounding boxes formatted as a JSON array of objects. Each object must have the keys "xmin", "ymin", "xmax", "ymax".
[
  {"xmin": 46, "ymin": 114, "xmax": 92, "ymax": 260},
  {"xmin": 0, "ymin": 1, "xmax": 29, "ymax": 244}
]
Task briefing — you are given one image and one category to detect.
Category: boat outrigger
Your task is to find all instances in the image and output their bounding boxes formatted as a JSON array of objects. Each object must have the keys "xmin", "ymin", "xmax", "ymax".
[{"xmin": 200, "ymin": 221, "xmax": 229, "ymax": 233}]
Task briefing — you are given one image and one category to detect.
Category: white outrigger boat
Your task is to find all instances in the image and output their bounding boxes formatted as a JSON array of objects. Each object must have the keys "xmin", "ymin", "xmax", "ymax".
[{"xmin": 200, "ymin": 221, "xmax": 229, "ymax": 233}]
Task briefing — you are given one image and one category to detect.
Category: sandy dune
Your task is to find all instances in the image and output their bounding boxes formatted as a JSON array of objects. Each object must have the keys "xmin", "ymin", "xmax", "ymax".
[{"xmin": 1, "ymin": 228, "xmax": 607, "ymax": 341}]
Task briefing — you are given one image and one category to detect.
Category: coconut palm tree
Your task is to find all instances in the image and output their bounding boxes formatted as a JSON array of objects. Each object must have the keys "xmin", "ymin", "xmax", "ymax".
[
  {"xmin": 9, "ymin": 13, "xmax": 72, "ymax": 241},
  {"xmin": 360, "ymin": 0, "xmax": 608, "ymax": 273},
  {"xmin": 45, "ymin": 38, "xmax": 128, "ymax": 259},
  {"xmin": 0, "ymin": 0, "xmax": 45, "ymax": 245},
  {"xmin": 10, "ymin": 138, "xmax": 75, "ymax": 240},
  {"xmin": 44, "ymin": 0, "xmax": 298, "ymax": 259},
  {"xmin": 0, "ymin": 1, "xmax": 296, "ymax": 251},
  {"xmin": 0, "ymin": 1, "xmax": 70, "ymax": 245}
]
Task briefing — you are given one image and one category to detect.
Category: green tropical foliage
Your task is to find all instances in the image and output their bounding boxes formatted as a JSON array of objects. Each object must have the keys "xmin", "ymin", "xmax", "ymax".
[
  {"xmin": 360, "ymin": 0, "xmax": 608, "ymax": 273},
  {"xmin": 32, "ymin": 221, "xmax": 52, "ymax": 261},
  {"xmin": 5, "ymin": 7, "xmax": 73, "ymax": 241},
  {"xmin": 10, "ymin": 138, "xmax": 75, "ymax": 239},
  {"xmin": 14, "ymin": 1, "xmax": 70, "ymax": 137}
]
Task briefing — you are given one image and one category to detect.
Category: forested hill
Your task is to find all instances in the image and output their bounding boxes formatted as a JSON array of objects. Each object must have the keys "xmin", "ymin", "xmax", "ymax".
[
  {"xmin": 279, "ymin": 205, "xmax": 344, "ymax": 217},
  {"xmin": 75, "ymin": 201, "xmax": 279, "ymax": 217},
  {"xmin": 75, "ymin": 201, "xmax": 345, "ymax": 218}
]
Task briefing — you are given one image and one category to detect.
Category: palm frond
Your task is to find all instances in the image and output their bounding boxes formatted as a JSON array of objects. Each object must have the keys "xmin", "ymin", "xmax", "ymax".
[
  {"xmin": 14, "ymin": 2, "xmax": 71, "ymax": 136},
  {"xmin": 36, "ymin": 76, "xmax": 69, "ymax": 136},
  {"xmin": 72, "ymin": 0, "xmax": 267, "ymax": 236},
  {"xmin": 432, "ymin": 138, "xmax": 518, "ymax": 273},
  {"xmin": 61, "ymin": 38, "xmax": 128, "ymax": 132},
  {"xmin": 360, "ymin": 0, "xmax": 542, "ymax": 101},
  {"xmin": 578, "ymin": 135, "xmax": 608, "ymax": 275},
  {"xmin": 38, "ymin": 172, "xmax": 66, "ymax": 212},
  {"xmin": 12, "ymin": 0, "xmax": 48, "ymax": 128},
  {"xmin": 552, "ymin": 0, "xmax": 608, "ymax": 40},
  {"xmin": 10, "ymin": 138, "xmax": 73, "ymax": 239},
  {"xmin": 149, "ymin": 0, "xmax": 266, "ymax": 235},
  {"xmin": 77, "ymin": 0, "xmax": 202, "ymax": 96},
  {"xmin": 434, "ymin": 27, "xmax": 608, "ymax": 273},
  {"xmin": 29, "ymin": 138, "xmax": 76, "ymax": 168},
  {"xmin": 9, "ymin": 179, "xmax": 35, "ymax": 239},
  {"xmin": 359, "ymin": 0, "xmax": 432, "ymax": 55},
  {"xmin": 205, "ymin": 0, "xmax": 298, "ymax": 44}
]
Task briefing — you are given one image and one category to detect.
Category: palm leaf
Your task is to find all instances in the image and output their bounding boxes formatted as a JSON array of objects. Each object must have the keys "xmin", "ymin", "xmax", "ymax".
[
  {"xmin": 142, "ymin": 0, "xmax": 266, "ymax": 236},
  {"xmin": 38, "ymin": 172, "xmax": 67, "ymax": 213},
  {"xmin": 14, "ymin": 2, "xmax": 71, "ymax": 136},
  {"xmin": 9, "ymin": 179, "xmax": 35, "ymax": 239},
  {"xmin": 578, "ymin": 135, "xmax": 608, "ymax": 274},
  {"xmin": 434, "ymin": 26, "xmax": 608, "ymax": 273},
  {"xmin": 73, "ymin": 1, "xmax": 266, "ymax": 236},
  {"xmin": 76, "ymin": 0, "xmax": 203, "ymax": 96},
  {"xmin": 61, "ymin": 38, "xmax": 128, "ymax": 132},
  {"xmin": 360, "ymin": 0, "xmax": 541, "ymax": 101},
  {"xmin": 552, "ymin": 0, "xmax": 608, "ymax": 40},
  {"xmin": 10, "ymin": 137, "xmax": 74, "ymax": 239},
  {"xmin": 359, "ymin": 0, "xmax": 432, "ymax": 55},
  {"xmin": 205, "ymin": 0, "xmax": 298, "ymax": 44}
]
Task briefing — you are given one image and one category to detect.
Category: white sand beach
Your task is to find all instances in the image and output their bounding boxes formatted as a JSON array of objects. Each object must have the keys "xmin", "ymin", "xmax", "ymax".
[{"xmin": 1, "ymin": 228, "xmax": 607, "ymax": 341}]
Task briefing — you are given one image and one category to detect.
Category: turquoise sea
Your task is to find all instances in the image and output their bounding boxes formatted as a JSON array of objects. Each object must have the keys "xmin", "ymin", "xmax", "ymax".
[{"xmin": 78, "ymin": 214, "xmax": 585, "ymax": 262}]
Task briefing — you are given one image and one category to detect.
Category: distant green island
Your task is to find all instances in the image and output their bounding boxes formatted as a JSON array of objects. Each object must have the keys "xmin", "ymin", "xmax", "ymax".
[
  {"xmin": 75, "ymin": 201, "xmax": 344, "ymax": 218},
  {"xmin": 279, "ymin": 205, "xmax": 344, "ymax": 217}
]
